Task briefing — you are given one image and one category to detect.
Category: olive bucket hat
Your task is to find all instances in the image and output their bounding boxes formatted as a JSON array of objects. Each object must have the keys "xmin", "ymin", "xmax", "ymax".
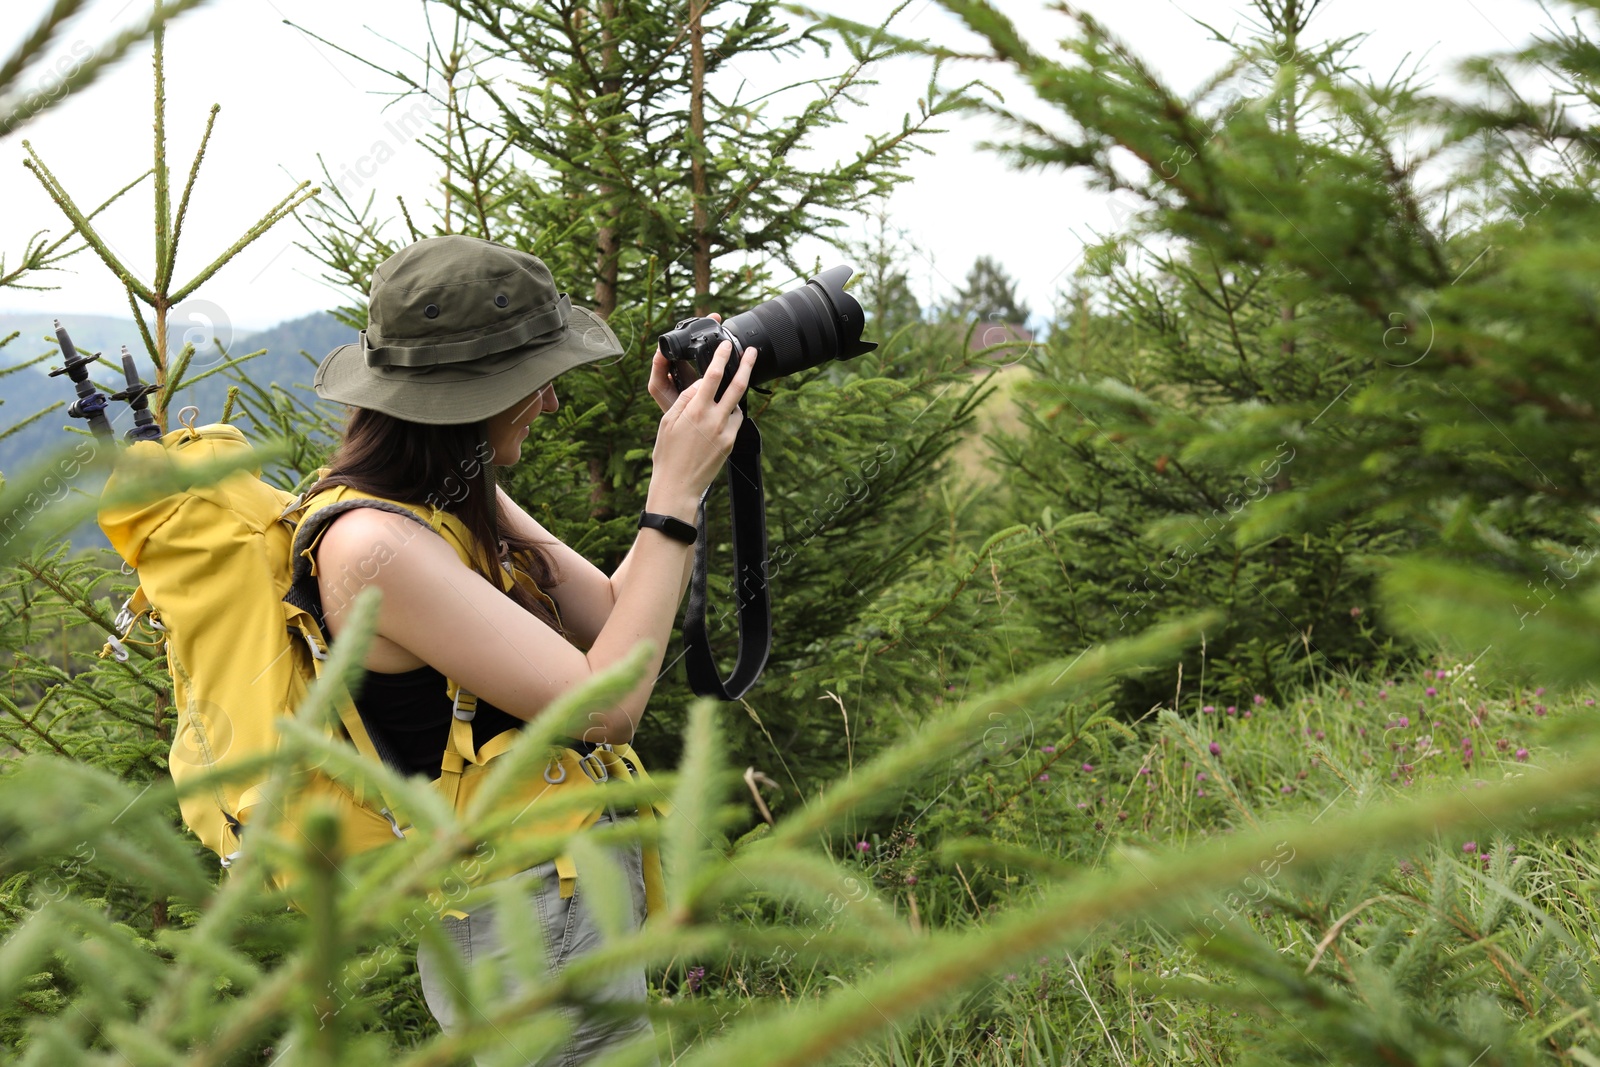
[{"xmin": 315, "ymin": 235, "xmax": 625, "ymax": 424}]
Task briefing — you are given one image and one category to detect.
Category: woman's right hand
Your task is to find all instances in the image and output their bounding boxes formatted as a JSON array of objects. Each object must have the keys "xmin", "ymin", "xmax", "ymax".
[{"xmin": 647, "ymin": 337, "xmax": 757, "ymax": 518}]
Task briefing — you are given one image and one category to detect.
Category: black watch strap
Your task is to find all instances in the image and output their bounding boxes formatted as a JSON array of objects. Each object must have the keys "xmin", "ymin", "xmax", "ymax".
[{"xmin": 638, "ymin": 509, "xmax": 699, "ymax": 545}]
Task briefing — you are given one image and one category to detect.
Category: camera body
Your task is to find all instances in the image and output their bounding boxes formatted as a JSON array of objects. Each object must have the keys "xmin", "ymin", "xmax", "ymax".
[
  {"xmin": 659, "ymin": 265, "xmax": 876, "ymax": 402},
  {"xmin": 660, "ymin": 316, "xmax": 739, "ymax": 394}
]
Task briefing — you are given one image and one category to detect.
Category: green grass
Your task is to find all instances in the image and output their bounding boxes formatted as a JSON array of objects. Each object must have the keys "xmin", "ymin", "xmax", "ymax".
[{"xmin": 671, "ymin": 661, "xmax": 1600, "ymax": 1064}]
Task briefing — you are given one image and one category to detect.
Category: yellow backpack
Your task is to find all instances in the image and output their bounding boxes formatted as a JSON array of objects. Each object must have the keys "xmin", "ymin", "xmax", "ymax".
[{"xmin": 96, "ymin": 417, "xmax": 665, "ymax": 915}]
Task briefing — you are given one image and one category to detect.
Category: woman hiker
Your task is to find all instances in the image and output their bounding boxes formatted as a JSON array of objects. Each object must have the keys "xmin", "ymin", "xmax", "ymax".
[{"xmin": 305, "ymin": 233, "xmax": 755, "ymax": 1065}]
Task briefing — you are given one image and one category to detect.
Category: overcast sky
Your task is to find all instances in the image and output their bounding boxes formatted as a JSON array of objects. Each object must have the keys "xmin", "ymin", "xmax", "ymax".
[{"xmin": 0, "ymin": 0, "xmax": 1551, "ymax": 336}]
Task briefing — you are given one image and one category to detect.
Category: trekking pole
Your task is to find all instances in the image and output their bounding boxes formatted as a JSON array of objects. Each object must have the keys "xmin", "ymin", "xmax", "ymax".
[
  {"xmin": 110, "ymin": 346, "xmax": 163, "ymax": 442},
  {"xmin": 47, "ymin": 320, "xmax": 114, "ymax": 442}
]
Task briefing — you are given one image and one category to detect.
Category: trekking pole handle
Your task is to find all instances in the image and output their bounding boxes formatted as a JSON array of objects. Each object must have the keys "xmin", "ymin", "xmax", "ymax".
[
  {"xmin": 48, "ymin": 319, "xmax": 114, "ymax": 442},
  {"xmin": 110, "ymin": 347, "xmax": 162, "ymax": 442}
]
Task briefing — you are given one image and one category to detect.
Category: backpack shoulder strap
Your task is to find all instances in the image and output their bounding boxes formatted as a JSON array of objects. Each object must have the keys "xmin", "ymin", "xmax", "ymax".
[
  {"xmin": 286, "ymin": 478, "xmax": 501, "ymax": 768},
  {"xmin": 289, "ymin": 481, "xmax": 511, "ymax": 591}
]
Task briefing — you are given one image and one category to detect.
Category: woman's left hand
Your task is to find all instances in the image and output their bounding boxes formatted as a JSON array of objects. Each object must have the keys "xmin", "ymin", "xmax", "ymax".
[{"xmin": 647, "ymin": 312, "xmax": 721, "ymax": 414}]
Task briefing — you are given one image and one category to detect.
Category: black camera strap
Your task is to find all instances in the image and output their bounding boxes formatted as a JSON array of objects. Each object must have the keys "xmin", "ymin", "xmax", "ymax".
[{"xmin": 681, "ymin": 411, "xmax": 771, "ymax": 701}]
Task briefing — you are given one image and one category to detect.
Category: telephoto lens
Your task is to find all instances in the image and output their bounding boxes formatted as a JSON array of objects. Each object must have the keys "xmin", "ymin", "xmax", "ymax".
[{"xmin": 658, "ymin": 265, "xmax": 877, "ymax": 401}]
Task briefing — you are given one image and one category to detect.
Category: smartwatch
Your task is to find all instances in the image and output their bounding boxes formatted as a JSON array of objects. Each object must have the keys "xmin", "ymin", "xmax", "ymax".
[{"xmin": 638, "ymin": 510, "xmax": 698, "ymax": 545}]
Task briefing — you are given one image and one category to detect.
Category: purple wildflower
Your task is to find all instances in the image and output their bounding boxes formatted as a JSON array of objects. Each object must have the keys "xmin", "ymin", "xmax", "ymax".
[
  {"xmin": 905, "ymin": 873, "xmax": 918, "ymax": 885},
  {"xmin": 1226, "ymin": 705, "xmax": 1237, "ymax": 716},
  {"xmin": 1426, "ymin": 687, "xmax": 1438, "ymax": 697},
  {"xmin": 1379, "ymin": 690, "xmax": 1389, "ymax": 700},
  {"xmin": 1463, "ymin": 841, "xmax": 1477, "ymax": 854},
  {"xmin": 1138, "ymin": 767, "xmax": 1151, "ymax": 775},
  {"xmin": 686, "ymin": 966, "xmax": 705, "ymax": 993},
  {"xmin": 1037, "ymin": 773, "xmax": 1050, "ymax": 782},
  {"xmin": 1281, "ymin": 784, "xmax": 1295, "ymax": 795},
  {"xmin": 1209, "ymin": 741, "xmax": 1222, "ymax": 755},
  {"xmin": 1516, "ymin": 748, "xmax": 1530, "ymax": 761},
  {"xmin": 1081, "ymin": 762, "xmax": 1094, "ymax": 773},
  {"xmin": 1042, "ymin": 744, "xmax": 1056, "ymax": 753},
  {"xmin": 1202, "ymin": 705, "xmax": 1215, "ymax": 714},
  {"xmin": 1535, "ymin": 705, "xmax": 1547, "ymax": 717},
  {"xmin": 856, "ymin": 840, "xmax": 871, "ymax": 853},
  {"xmin": 1254, "ymin": 694, "xmax": 1266, "ymax": 705}
]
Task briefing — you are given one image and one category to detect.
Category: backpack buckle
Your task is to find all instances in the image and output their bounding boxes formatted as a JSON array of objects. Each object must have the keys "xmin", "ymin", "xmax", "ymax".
[
  {"xmin": 451, "ymin": 688, "xmax": 477, "ymax": 721},
  {"xmin": 300, "ymin": 630, "xmax": 328, "ymax": 662},
  {"xmin": 577, "ymin": 750, "xmax": 610, "ymax": 784},
  {"xmin": 102, "ymin": 596, "xmax": 146, "ymax": 661},
  {"xmin": 379, "ymin": 807, "xmax": 407, "ymax": 839}
]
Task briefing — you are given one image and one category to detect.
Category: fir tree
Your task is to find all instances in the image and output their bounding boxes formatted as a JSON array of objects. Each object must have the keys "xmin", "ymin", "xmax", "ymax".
[
  {"xmin": 952, "ymin": 254, "xmax": 1031, "ymax": 325},
  {"xmin": 295, "ymin": 2, "xmax": 1001, "ymax": 784},
  {"xmin": 848, "ymin": 206, "xmax": 925, "ymax": 338}
]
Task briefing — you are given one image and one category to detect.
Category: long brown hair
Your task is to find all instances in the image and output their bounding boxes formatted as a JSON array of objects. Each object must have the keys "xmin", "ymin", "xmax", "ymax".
[{"xmin": 308, "ymin": 407, "xmax": 566, "ymax": 635}]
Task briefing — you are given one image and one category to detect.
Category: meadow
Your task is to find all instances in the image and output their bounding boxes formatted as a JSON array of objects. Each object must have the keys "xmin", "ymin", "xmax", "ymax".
[{"xmin": 5, "ymin": 1, "xmax": 1600, "ymax": 1064}]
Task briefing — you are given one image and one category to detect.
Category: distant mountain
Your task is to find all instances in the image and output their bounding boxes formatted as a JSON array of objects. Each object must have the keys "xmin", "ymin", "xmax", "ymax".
[{"xmin": 240, "ymin": 312, "xmax": 356, "ymax": 371}]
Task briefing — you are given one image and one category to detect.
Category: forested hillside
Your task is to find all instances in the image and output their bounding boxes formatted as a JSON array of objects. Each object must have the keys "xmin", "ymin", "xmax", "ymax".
[{"xmin": 4, "ymin": 1, "xmax": 1600, "ymax": 1065}]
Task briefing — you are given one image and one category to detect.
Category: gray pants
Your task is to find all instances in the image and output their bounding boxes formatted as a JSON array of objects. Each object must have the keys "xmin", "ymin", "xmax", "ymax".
[{"xmin": 417, "ymin": 810, "xmax": 659, "ymax": 1067}]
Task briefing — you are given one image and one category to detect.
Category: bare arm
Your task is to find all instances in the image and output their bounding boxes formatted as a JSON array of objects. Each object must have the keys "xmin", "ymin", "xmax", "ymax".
[
  {"xmin": 318, "ymin": 506, "xmax": 694, "ymax": 744},
  {"xmin": 609, "ymin": 510, "xmax": 698, "ymax": 604},
  {"xmin": 496, "ymin": 485, "xmax": 697, "ymax": 652}
]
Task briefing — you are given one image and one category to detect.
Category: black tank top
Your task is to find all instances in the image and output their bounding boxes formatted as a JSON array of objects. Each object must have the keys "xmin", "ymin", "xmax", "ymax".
[{"xmin": 351, "ymin": 663, "xmax": 526, "ymax": 779}]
